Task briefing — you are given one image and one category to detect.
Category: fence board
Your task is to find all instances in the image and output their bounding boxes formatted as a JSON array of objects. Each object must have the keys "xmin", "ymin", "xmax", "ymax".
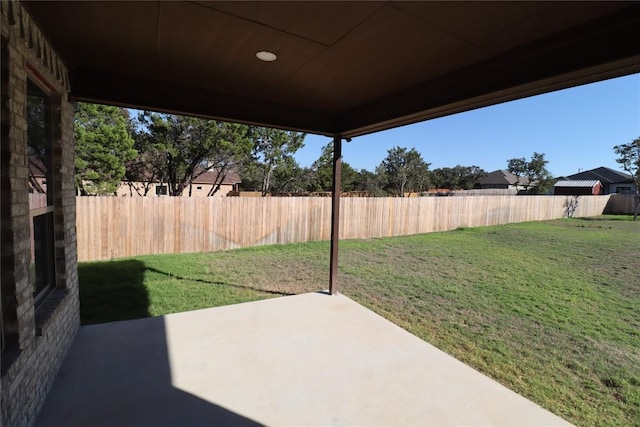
[
  {"xmin": 76, "ymin": 195, "xmax": 616, "ymax": 262},
  {"xmin": 604, "ymin": 194, "xmax": 637, "ymax": 215}
]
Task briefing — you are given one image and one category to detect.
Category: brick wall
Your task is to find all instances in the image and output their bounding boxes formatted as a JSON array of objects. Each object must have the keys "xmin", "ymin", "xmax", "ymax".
[{"xmin": 1, "ymin": 2, "xmax": 80, "ymax": 426}]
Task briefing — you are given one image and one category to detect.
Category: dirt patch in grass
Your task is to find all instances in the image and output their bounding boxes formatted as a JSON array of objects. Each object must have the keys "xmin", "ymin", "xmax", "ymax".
[{"xmin": 204, "ymin": 243, "xmax": 329, "ymax": 295}]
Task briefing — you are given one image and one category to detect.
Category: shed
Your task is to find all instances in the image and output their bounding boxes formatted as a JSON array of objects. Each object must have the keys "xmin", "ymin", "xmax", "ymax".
[
  {"xmin": 566, "ymin": 167, "xmax": 635, "ymax": 194},
  {"xmin": 554, "ymin": 180, "xmax": 602, "ymax": 195}
]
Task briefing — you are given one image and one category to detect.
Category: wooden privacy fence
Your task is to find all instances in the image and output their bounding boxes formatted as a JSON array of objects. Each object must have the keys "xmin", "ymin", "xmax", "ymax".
[
  {"xmin": 604, "ymin": 194, "xmax": 637, "ymax": 214},
  {"xmin": 76, "ymin": 195, "xmax": 613, "ymax": 262}
]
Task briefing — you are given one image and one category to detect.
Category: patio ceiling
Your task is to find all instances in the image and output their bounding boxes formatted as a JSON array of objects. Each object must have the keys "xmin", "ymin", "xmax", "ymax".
[{"xmin": 24, "ymin": 1, "xmax": 640, "ymax": 138}]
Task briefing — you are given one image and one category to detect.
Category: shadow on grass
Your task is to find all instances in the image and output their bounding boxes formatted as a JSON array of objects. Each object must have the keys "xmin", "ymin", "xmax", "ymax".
[
  {"xmin": 574, "ymin": 215, "xmax": 634, "ymax": 221},
  {"xmin": 144, "ymin": 266, "xmax": 296, "ymax": 297},
  {"xmin": 78, "ymin": 260, "xmax": 296, "ymax": 326},
  {"xmin": 79, "ymin": 259, "xmax": 150, "ymax": 325}
]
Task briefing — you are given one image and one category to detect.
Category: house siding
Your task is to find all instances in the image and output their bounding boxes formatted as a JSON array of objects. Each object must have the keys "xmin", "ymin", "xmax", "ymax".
[
  {"xmin": 1, "ymin": 2, "xmax": 80, "ymax": 426},
  {"xmin": 554, "ymin": 187, "xmax": 598, "ymax": 196},
  {"xmin": 609, "ymin": 183, "xmax": 635, "ymax": 194},
  {"xmin": 116, "ymin": 181, "xmax": 237, "ymax": 198}
]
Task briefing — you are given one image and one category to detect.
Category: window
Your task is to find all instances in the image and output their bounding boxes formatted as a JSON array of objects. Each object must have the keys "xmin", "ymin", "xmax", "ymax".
[
  {"xmin": 27, "ymin": 80, "xmax": 56, "ymax": 308},
  {"xmin": 616, "ymin": 186, "xmax": 631, "ymax": 193},
  {"xmin": 156, "ymin": 185, "xmax": 168, "ymax": 196},
  {"xmin": 196, "ymin": 186, "xmax": 202, "ymax": 190}
]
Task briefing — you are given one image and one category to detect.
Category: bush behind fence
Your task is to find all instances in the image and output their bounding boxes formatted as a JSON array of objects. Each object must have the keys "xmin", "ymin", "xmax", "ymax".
[{"xmin": 76, "ymin": 194, "xmax": 629, "ymax": 262}]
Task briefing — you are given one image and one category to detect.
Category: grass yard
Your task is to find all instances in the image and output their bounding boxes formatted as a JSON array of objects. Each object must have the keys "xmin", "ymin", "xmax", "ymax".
[{"xmin": 79, "ymin": 216, "xmax": 639, "ymax": 426}]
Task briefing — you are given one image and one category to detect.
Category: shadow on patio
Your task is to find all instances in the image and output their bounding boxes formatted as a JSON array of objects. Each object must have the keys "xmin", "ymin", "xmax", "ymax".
[
  {"xmin": 39, "ymin": 259, "xmax": 260, "ymax": 426},
  {"xmin": 36, "ymin": 292, "xmax": 571, "ymax": 426},
  {"xmin": 35, "ymin": 312, "xmax": 261, "ymax": 426}
]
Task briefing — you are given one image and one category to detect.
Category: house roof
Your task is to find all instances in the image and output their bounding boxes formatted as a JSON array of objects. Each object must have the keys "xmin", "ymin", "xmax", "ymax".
[
  {"xmin": 22, "ymin": 1, "xmax": 640, "ymax": 138},
  {"xmin": 566, "ymin": 167, "xmax": 633, "ymax": 184},
  {"xmin": 479, "ymin": 170, "xmax": 530, "ymax": 186},
  {"xmin": 192, "ymin": 169, "xmax": 241, "ymax": 185},
  {"xmin": 554, "ymin": 180, "xmax": 601, "ymax": 188}
]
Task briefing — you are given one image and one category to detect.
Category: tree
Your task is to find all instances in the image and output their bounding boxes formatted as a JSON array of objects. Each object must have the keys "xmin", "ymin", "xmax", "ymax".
[
  {"xmin": 377, "ymin": 146, "xmax": 430, "ymax": 196},
  {"xmin": 457, "ymin": 166, "xmax": 487, "ymax": 190},
  {"xmin": 613, "ymin": 137, "xmax": 640, "ymax": 220},
  {"xmin": 269, "ymin": 158, "xmax": 310, "ymax": 194},
  {"xmin": 507, "ymin": 152, "xmax": 553, "ymax": 194},
  {"xmin": 353, "ymin": 169, "xmax": 386, "ymax": 196},
  {"xmin": 507, "ymin": 157, "xmax": 528, "ymax": 189},
  {"xmin": 431, "ymin": 165, "xmax": 487, "ymax": 190},
  {"xmin": 124, "ymin": 118, "xmax": 166, "ymax": 196},
  {"xmin": 133, "ymin": 113, "xmax": 252, "ymax": 196},
  {"xmin": 306, "ymin": 141, "xmax": 359, "ymax": 192},
  {"xmin": 123, "ymin": 137, "xmax": 162, "ymax": 196},
  {"xmin": 247, "ymin": 127, "xmax": 306, "ymax": 196},
  {"xmin": 241, "ymin": 154, "xmax": 311, "ymax": 194},
  {"xmin": 74, "ymin": 103, "xmax": 137, "ymax": 195},
  {"xmin": 525, "ymin": 152, "xmax": 553, "ymax": 194}
]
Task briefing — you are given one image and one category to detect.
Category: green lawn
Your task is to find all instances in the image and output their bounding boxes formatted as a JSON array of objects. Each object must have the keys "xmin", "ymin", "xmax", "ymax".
[{"xmin": 79, "ymin": 216, "xmax": 639, "ymax": 426}]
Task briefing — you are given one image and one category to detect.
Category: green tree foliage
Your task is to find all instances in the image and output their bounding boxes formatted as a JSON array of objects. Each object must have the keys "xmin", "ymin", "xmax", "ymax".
[
  {"xmin": 377, "ymin": 146, "xmax": 430, "ymax": 196},
  {"xmin": 613, "ymin": 137, "xmax": 640, "ymax": 220},
  {"xmin": 526, "ymin": 152, "xmax": 553, "ymax": 194},
  {"xmin": 245, "ymin": 127, "xmax": 306, "ymax": 196},
  {"xmin": 430, "ymin": 165, "xmax": 487, "ymax": 190},
  {"xmin": 241, "ymin": 155, "xmax": 311, "ymax": 194},
  {"xmin": 133, "ymin": 113, "xmax": 252, "ymax": 196},
  {"xmin": 269, "ymin": 158, "xmax": 310, "ymax": 194},
  {"xmin": 306, "ymin": 141, "xmax": 359, "ymax": 192},
  {"xmin": 353, "ymin": 169, "xmax": 386, "ymax": 196},
  {"xmin": 124, "ymin": 127, "xmax": 164, "ymax": 196},
  {"xmin": 507, "ymin": 157, "xmax": 528, "ymax": 188},
  {"xmin": 74, "ymin": 103, "xmax": 137, "ymax": 195},
  {"xmin": 507, "ymin": 152, "xmax": 553, "ymax": 194}
]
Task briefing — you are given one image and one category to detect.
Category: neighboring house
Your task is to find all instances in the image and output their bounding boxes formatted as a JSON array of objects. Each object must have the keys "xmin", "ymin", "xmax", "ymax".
[
  {"xmin": 478, "ymin": 170, "xmax": 532, "ymax": 191},
  {"xmin": 554, "ymin": 180, "xmax": 602, "ymax": 195},
  {"xmin": 117, "ymin": 168, "xmax": 242, "ymax": 197},
  {"xmin": 566, "ymin": 167, "xmax": 635, "ymax": 194},
  {"xmin": 189, "ymin": 169, "xmax": 242, "ymax": 197}
]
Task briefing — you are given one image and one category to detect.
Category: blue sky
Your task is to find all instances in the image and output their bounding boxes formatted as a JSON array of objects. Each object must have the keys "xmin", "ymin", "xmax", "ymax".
[{"xmin": 295, "ymin": 73, "xmax": 640, "ymax": 177}]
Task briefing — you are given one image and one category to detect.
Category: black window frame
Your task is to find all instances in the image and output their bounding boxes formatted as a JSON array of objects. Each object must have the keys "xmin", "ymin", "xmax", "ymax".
[{"xmin": 27, "ymin": 78, "xmax": 56, "ymax": 309}]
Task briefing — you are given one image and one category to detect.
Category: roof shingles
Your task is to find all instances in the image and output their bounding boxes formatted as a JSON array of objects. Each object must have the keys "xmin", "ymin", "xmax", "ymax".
[{"xmin": 567, "ymin": 167, "xmax": 632, "ymax": 184}]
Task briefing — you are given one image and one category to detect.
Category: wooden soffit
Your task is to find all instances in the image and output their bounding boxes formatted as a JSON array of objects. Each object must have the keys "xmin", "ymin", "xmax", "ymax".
[{"xmin": 23, "ymin": 1, "xmax": 640, "ymax": 137}]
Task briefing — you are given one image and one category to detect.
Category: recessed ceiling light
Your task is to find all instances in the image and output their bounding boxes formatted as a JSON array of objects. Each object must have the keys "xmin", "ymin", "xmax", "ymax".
[{"xmin": 256, "ymin": 51, "xmax": 277, "ymax": 62}]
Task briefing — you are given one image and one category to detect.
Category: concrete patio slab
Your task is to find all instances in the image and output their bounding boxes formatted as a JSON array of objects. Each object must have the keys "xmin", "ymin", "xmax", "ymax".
[{"xmin": 35, "ymin": 292, "xmax": 572, "ymax": 426}]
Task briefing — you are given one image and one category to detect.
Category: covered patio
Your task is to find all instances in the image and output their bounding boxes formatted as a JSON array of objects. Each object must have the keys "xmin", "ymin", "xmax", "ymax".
[
  {"xmin": 35, "ymin": 292, "xmax": 570, "ymax": 426},
  {"xmin": 2, "ymin": 1, "xmax": 639, "ymax": 425},
  {"xmin": 23, "ymin": 0, "xmax": 640, "ymax": 295}
]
